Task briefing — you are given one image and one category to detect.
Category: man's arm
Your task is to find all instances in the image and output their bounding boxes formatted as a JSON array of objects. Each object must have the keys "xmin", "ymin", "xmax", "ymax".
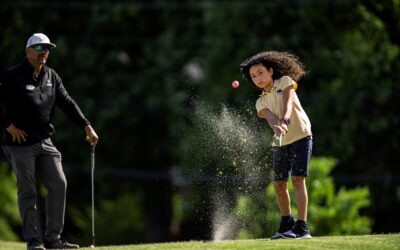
[
  {"xmin": 0, "ymin": 71, "xmax": 28, "ymax": 143},
  {"xmin": 0, "ymin": 71, "xmax": 11, "ymax": 129},
  {"xmin": 54, "ymin": 73, "xmax": 99, "ymax": 146},
  {"xmin": 54, "ymin": 73, "xmax": 91, "ymax": 128}
]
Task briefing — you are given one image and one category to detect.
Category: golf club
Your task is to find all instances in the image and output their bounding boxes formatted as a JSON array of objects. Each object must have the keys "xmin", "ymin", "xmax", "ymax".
[
  {"xmin": 90, "ymin": 145, "xmax": 95, "ymax": 248},
  {"xmin": 278, "ymin": 133, "xmax": 282, "ymax": 147}
]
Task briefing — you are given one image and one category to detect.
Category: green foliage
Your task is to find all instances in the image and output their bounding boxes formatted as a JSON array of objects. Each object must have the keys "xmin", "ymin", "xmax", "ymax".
[
  {"xmin": 0, "ymin": 163, "xmax": 20, "ymax": 241},
  {"xmin": 234, "ymin": 193, "xmax": 268, "ymax": 239},
  {"xmin": 234, "ymin": 157, "xmax": 371, "ymax": 238},
  {"xmin": 70, "ymin": 191, "xmax": 145, "ymax": 245},
  {"xmin": 307, "ymin": 158, "xmax": 371, "ymax": 235}
]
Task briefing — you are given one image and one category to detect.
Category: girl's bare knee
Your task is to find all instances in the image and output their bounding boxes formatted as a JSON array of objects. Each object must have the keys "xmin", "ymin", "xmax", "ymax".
[
  {"xmin": 274, "ymin": 181, "xmax": 288, "ymax": 192},
  {"xmin": 292, "ymin": 176, "xmax": 305, "ymax": 186}
]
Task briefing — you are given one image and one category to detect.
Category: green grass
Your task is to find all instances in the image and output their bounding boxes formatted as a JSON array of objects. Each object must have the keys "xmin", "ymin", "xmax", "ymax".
[{"xmin": 1, "ymin": 234, "xmax": 399, "ymax": 250}]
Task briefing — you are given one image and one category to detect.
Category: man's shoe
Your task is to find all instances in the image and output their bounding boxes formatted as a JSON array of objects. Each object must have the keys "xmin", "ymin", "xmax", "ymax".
[
  {"xmin": 282, "ymin": 220, "xmax": 312, "ymax": 239},
  {"xmin": 27, "ymin": 239, "xmax": 46, "ymax": 250},
  {"xmin": 271, "ymin": 216, "xmax": 295, "ymax": 240},
  {"xmin": 44, "ymin": 237, "xmax": 79, "ymax": 249}
]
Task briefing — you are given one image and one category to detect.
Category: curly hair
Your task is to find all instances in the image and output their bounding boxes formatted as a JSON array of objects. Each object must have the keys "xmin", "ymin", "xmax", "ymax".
[{"xmin": 240, "ymin": 51, "xmax": 306, "ymax": 88}]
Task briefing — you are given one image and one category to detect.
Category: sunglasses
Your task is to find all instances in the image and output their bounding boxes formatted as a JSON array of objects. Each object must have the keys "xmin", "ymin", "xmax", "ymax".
[{"xmin": 31, "ymin": 45, "xmax": 51, "ymax": 52}]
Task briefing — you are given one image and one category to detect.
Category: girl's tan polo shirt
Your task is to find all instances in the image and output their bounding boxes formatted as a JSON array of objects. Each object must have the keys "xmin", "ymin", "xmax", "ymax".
[{"xmin": 256, "ymin": 76, "xmax": 312, "ymax": 146}]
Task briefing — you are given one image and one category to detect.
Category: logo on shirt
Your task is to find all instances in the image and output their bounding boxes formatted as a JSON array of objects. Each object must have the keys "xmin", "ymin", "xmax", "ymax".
[
  {"xmin": 46, "ymin": 80, "xmax": 52, "ymax": 87},
  {"xmin": 26, "ymin": 85, "xmax": 35, "ymax": 91},
  {"xmin": 276, "ymin": 89, "xmax": 283, "ymax": 95}
]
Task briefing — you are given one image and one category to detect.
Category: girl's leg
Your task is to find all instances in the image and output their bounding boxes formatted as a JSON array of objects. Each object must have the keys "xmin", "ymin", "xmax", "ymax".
[
  {"xmin": 274, "ymin": 180, "xmax": 291, "ymax": 216},
  {"xmin": 272, "ymin": 145, "xmax": 295, "ymax": 239},
  {"xmin": 291, "ymin": 176, "xmax": 308, "ymax": 221}
]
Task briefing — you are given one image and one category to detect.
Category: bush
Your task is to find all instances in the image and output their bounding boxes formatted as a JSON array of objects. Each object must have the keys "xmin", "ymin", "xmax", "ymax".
[
  {"xmin": 69, "ymin": 191, "xmax": 145, "ymax": 245},
  {"xmin": 235, "ymin": 157, "xmax": 371, "ymax": 238},
  {"xmin": 307, "ymin": 157, "xmax": 371, "ymax": 235},
  {"xmin": 0, "ymin": 162, "xmax": 21, "ymax": 241}
]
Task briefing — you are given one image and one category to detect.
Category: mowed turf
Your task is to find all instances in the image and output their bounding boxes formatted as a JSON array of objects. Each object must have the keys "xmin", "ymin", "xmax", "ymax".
[{"xmin": 1, "ymin": 234, "xmax": 399, "ymax": 250}]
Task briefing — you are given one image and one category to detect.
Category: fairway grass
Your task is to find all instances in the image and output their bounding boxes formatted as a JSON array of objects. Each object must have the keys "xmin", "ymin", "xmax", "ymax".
[{"xmin": 1, "ymin": 234, "xmax": 399, "ymax": 250}]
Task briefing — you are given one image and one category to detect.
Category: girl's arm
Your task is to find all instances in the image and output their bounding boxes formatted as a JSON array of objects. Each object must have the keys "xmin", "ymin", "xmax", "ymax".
[
  {"xmin": 259, "ymin": 108, "xmax": 287, "ymax": 135},
  {"xmin": 282, "ymin": 85, "xmax": 296, "ymax": 122}
]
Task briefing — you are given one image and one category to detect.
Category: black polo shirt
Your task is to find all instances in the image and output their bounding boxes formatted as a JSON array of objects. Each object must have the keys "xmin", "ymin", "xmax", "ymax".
[{"xmin": 0, "ymin": 58, "xmax": 90, "ymax": 146}]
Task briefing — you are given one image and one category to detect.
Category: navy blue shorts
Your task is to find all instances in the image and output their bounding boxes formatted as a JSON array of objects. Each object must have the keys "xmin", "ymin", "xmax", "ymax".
[{"xmin": 273, "ymin": 136, "xmax": 313, "ymax": 181}]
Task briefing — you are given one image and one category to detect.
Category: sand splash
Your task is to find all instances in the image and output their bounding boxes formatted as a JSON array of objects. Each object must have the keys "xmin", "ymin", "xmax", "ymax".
[{"xmin": 188, "ymin": 103, "xmax": 272, "ymax": 241}]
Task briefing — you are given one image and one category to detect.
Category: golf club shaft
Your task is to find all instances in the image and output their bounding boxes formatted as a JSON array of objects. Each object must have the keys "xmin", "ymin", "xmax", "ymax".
[{"xmin": 91, "ymin": 146, "xmax": 95, "ymax": 247}]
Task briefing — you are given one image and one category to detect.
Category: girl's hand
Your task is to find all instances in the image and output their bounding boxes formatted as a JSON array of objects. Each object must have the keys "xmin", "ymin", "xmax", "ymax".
[
  {"xmin": 279, "ymin": 122, "xmax": 289, "ymax": 134},
  {"xmin": 273, "ymin": 125, "xmax": 287, "ymax": 136},
  {"xmin": 6, "ymin": 123, "xmax": 28, "ymax": 144}
]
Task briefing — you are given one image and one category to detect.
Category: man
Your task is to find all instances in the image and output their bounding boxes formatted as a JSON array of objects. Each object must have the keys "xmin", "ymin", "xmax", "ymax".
[{"xmin": 0, "ymin": 33, "xmax": 99, "ymax": 250}]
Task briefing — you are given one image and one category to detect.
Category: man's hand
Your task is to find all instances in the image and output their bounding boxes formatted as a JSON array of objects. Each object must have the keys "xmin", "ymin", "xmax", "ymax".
[
  {"xmin": 6, "ymin": 124, "xmax": 28, "ymax": 144},
  {"xmin": 84, "ymin": 125, "xmax": 99, "ymax": 146}
]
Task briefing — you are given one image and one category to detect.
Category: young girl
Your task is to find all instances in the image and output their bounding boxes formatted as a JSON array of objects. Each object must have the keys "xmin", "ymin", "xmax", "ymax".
[{"xmin": 240, "ymin": 51, "xmax": 312, "ymax": 239}]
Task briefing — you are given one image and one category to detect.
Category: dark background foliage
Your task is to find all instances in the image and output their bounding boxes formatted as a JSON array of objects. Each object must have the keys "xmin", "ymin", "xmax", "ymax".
[{"xmin": 0, "ymin": 0, "xmax": 399, "ymax": 245}]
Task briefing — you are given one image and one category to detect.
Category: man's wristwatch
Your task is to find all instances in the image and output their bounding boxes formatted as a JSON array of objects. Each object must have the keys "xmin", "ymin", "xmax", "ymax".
[{"xmin": 280, "ymin": 117, "xmax": 291, "ymax": 125}]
